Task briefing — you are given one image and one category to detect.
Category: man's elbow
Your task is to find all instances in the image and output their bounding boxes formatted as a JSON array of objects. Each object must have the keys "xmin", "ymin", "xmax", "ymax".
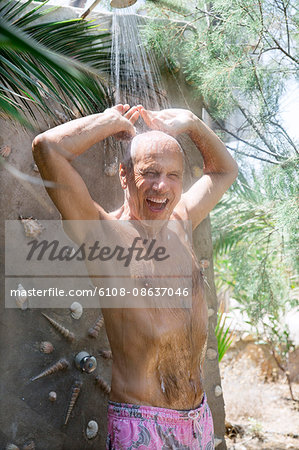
[
  {"xmin": 32, "ymin": 133, "xmax": 49, "ymax": 156},
  {"xmin": 231, "ymin": 160, "xmax": 239, "ymax": 182},
  {"xmin": 222, "ymin": 161, "xmax": 238, "ymax": 190}
]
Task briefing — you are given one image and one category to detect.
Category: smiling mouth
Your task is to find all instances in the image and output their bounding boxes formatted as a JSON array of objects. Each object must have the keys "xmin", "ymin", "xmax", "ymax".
[{"xmin": 146, "ymin": 197, "xmax": 169, "ymax": 212}]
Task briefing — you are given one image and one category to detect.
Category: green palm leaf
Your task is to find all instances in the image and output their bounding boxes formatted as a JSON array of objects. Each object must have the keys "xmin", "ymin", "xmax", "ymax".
[
  {"xmin": 215, "ymin": 311, "xmax": 234, "ymax": 362},
  {"xmin": 0, "ymin": 0, "xmax": 111, "ymax": 124}
]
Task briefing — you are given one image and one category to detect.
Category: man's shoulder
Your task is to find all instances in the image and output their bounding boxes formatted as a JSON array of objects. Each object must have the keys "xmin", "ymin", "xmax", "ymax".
[{"xmin": 93, "ymin": 201, "xmax": 121, "ymax": 220}]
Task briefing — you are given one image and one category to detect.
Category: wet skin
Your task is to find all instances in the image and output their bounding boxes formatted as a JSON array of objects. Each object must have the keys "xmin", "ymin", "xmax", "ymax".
[
  {"xmin": 98, "ymin": 132, "xmax": 209, "ymax": 410},
  {"xmin": 102, "ymin": 249, "xmax": 208, "ymax": 410},
  {"xmin": 32, "ymin": 105, "xmax": 238, "ymax": 410}
]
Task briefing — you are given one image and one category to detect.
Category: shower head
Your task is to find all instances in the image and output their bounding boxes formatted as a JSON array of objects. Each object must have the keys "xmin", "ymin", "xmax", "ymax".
[
  {"xmin": 110, "ymin": 0, "xmax": 137, "ymax": 8},
  {"xmin": 81, "ymin": 0, "xmax": 137, "ymax": 20}
]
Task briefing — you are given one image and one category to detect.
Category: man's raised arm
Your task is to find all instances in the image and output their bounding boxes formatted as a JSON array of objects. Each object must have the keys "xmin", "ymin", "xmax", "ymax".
[
  {"xmin": 138, "ymin": 106, "xmax": 238, "ymax": 229},
  {"xmin": 32, "ymin": 105, "xmax": 139, "ymax": 221}
]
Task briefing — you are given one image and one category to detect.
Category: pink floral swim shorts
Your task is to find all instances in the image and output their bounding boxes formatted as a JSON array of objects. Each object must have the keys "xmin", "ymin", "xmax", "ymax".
[{"xmin": 106, "ymin": 392, "xmax": 215, "ymax": 449}]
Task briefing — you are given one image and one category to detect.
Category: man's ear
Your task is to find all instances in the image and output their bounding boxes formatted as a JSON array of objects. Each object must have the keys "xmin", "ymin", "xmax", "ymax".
[{"xmin": 119, "ymin": 163, "xmax": 127, "ymax": 189}]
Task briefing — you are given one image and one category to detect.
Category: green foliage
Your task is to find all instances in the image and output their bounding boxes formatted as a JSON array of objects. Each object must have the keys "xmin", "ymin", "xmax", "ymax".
[
  {"xmin": 215, "ymin": 311, "xmax": 234, "ymax": 361},
  {"xmin": 142, "ymin": 0, "xmax": 298, "ymax": 163},
  {"xmin": 0, "ymin": 0, "xmax": 111, "ymax": 124},
  {"xmin": 211, "ymin": 160, "xmax": 299, "ymax": 328},
  {"xmin": 262, "ymin": 315, "xmax": 295, "ymax": 360}
]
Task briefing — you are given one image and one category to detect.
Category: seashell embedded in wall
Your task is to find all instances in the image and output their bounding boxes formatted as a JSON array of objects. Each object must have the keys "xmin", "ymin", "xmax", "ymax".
[
  {"xmin": 39, "ymin": 341, "xmax": 54, "ymax": 354},
  {"xmin": 54, "ymin": 109, "xmax": 68, "ymax": 123},
  {"xmin": 66, "ymin": 247, "xmax": 76, "ymax": 258},
  {"xmin": 0, "ymin": 145, "xmax": 11, "ymax": 158},
  {"xmin": 42, "ymin": 313, "xmax": 75, "ymax": 342},
  {"xmin": 104, "ymin": 162, "xmax": 118, "ymax": 177},
  {"xmin": 206, "ymin": 348, "xmax": 218, "ymax": 360},
  {"xmin": 15, "ymin": 283, "xmax": 28, "ymax": 310},
  {"xmin": 70, "ymin": 302, "xmax": 83, "ymax": 320},
  {"xmin": 86, "ymin": 420, "xmax": 98, "ymax": 439},
  {"xmin": 31, "ymin": 358, "xmax": 69, "ymax": 382},
  {"xmin": 208, "ymin": 308, "xmax": 215, "ymax": 318},
  {"xmin": 48, "ymin": 391, "xmax": 57, "ymax": 402},
  {"xmin": 19, "ymin": 216, "xmax": 44, "ymax": 238},
  {"xmin": 214, "ymin": 385, "xmax": 222, "ymax": 397},
  {"xmin": 214, "ymin": 438, "xmax": 223, "ymax": 447},
  {"xmin": 88, "ymin": 315, "xmax": 104, "ymax": 338},
  {"xmin": 199, "ymin": 259, "xmax": 210, "ymax": 269},
  {"xmin": 64, "ymin": 380, "xmax": 82, "ymax": 425},
  {"xmin": 32, "ymin": 163, "xmax": 39, "ymax": 173},
  {"xmin": 191, "ymin": 165, "xmax": 203, "ymax": 178},
  {"xmin": 99, "ymin": 349, "xmax": 112, "ymax": 360},
  {"xmin": 95, "ymin": 376, "xmax": 111, "ymax": 395},
  {"xmin": 22, "ymin": 441, "xmax": 35, "ymax": 450}
]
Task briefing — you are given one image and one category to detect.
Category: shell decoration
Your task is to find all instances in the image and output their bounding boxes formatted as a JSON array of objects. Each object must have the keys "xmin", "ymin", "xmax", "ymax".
[
  {"xmin": 88, "ymin": 315, "xmax": 104, "ymax": 338},
  {"xmin": 95, "ymin": 376, "xmax": 111, "ymax": 395},
  {"xmin": 22, "ymin": 441, "xmax": 35, "ymax": 450},
  {"xmin": 86, "ymin": 420, "xmax": 98, "ymax": 439},
  {"xmin": 66, "ymin": 247, "xmax": 76, "ymax": 258},
  {"xmin": 31, "ymin": 358, "xmax": 69, "ymax": 382},
  {"xmin": 39, "ymin": 341, "xmax": 54, "ymax": 354},
  {"xmin": 64, "ymin": 380, "xmax": 82, "ymax": 425},
  {"xmin": 104, "ymin": 162, "xmax": 117, "ymax": 177},
  {"xmin": 70, "ymin": 302, "xmax": 83, "ymax": 320},
  {"xmin": 15, "ymin": 283, "xmax": 28, "ymax": 310},
  {"xmin": 0, "ymin": 145, "xmax": 11, "ymax": 158},
  {"xmin": 99, "ymin": 349, "xmax": 112, "ymax": 360},
  {"xmin": 48, "ymin": 391, "xmax": 57, "ymax": 402},
  {"xmin": 32, "ymin": 163, "xmax": 39, "ymax": 173},
  {"xmin": 215, "ymin": 385, "xmax": 223, "ymax": 397},
  {"xmin": 19, "ymin": 216, "xmax": 44, "ymax": 238},
  {"xmin": 199, "ymin": 259, "xmax": 210, "ymax": 270},
  {"xmin": 42, "ymin": 313, "xmax": 75, "ymax": 342},
  {"xmin": 54, "ymin": 109, "xmax": 68, "ymax": 123},
  {"xmin": 191, "ymin": 165, "xmax": 202, "ymax": 178}
]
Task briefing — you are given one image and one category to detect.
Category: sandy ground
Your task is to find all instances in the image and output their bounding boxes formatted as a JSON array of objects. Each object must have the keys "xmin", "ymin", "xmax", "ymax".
[{"xmin": 220, "ymin": 352, "xmax": 299, "ymax": 449}]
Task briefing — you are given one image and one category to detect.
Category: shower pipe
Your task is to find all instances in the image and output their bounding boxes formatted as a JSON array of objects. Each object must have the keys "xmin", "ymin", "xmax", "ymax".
[{"xmin": 81, "ymin": 0, "xmax": 137, "ymax": 19}]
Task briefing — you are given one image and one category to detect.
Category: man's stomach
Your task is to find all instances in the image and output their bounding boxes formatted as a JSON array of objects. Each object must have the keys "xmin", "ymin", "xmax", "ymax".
[{"xmin": 104, "ymin": 304, "xmax": 208, "ymax": 410}]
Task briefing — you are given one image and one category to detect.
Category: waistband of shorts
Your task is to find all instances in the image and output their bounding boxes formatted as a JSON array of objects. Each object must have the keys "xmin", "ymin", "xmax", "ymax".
[{"xmin": 107, "ymin": 392, "xmax": 207, "ymax": 424}]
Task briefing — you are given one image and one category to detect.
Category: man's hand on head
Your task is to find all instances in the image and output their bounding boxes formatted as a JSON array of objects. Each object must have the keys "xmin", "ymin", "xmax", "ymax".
[
  {"xmin": 137, "ymin": 106, "xmax": 195, "ymax": 137},
  {"xmin": 107, "ymin": 104, "xmax": 140, "ymax": 140}
]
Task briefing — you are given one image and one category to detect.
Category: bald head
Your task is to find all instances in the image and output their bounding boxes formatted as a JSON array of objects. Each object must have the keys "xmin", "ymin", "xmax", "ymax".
[{"xmin": 123, "ymin": 131, "xmax": 184, "ymax": 170}]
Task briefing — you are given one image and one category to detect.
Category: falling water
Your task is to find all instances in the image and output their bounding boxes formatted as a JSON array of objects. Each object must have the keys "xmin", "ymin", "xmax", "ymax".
[
  {"xmin": 110, "ymin": 6, "xmax": 168, "ymax": 110},
  {"xmin": 104, "ymin": 2, "xmax": 170, "ymax": 174}
]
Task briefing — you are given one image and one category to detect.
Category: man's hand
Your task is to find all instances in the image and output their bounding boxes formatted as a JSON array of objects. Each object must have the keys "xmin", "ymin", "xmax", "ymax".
[
  {"xmin": 137, "ymin": 106, "xmax": 195, "ymax": 137},
  {"xmin": 108, "ymin": 104, "xmax": 140, "ymax": 140}
]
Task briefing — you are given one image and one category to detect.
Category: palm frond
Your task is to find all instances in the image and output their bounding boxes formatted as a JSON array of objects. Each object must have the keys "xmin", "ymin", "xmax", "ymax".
[
  {"xmin": 0, "ymin": 0, "xmax": 111, "ymax": 124},
  {"xmin": 215, "ymin": 311, "xmax": 234, "ymax": 362}
]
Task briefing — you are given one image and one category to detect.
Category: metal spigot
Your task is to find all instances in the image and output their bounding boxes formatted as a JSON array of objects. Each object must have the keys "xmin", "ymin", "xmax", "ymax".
[{"xmin": 74, "ymin": 351, "xmax": 97, "ymax": 373}]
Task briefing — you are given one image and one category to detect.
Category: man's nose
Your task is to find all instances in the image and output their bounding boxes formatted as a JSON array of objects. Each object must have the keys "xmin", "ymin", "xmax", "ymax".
[{"xmin": 152, "ymin": 176, "xmax": 168, "ymax": 192}]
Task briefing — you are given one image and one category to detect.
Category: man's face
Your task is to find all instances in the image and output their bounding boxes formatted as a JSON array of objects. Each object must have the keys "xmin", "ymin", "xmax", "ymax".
[{"xmin": 121, "ymin": 132, "xmax": 184, "ymax": 221}]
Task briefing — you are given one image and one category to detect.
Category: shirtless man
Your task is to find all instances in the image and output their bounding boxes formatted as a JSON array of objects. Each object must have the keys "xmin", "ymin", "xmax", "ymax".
[{"xmin": 32, "ymin": 104, "xmax": 238, "ymax": 449}]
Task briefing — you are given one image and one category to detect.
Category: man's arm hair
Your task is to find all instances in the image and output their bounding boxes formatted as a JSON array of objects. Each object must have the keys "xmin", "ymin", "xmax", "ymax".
[
  {"xmin": 181, "ymin": 116, "xmax": 238, "ymax": 229},
  {"xmin": 32, "ymin": 107, "xmax": 137, "ymax": 222},
  {"xmin": 32, "ymin": 137, "xmax": 101, "ymax": 221}
]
